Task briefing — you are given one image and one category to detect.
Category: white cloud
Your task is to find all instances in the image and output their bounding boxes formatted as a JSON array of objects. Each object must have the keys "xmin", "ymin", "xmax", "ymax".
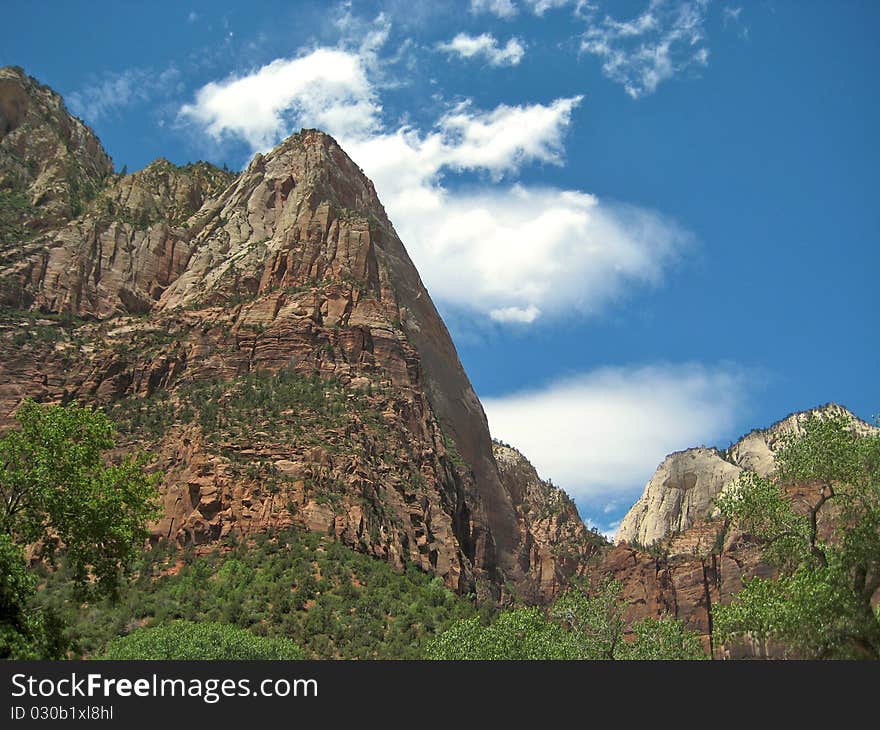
[
  {"xmin": 722, "ymin": 5, "xmax": 749, "ymax": 39},
  {"xmin": 483, "ymin": 363, "xmax": 749, "ymax": 503},
  {"xmin": 437, "ymin": 33, "xmax": 525, "ymax": 67},
  {"xmin": 470, "ymin": 0, "xmax": 519, "ymax": 19},
  {"xmin": 178, "ymin": 49, "xmax": 380, "ymax": 150},
  {"xmin": 490, "ymin": 305, "xmax": 541, "ymax": 324},
  {"xmin": 470, "ymin": 0, "xmax": 575, "ymax": 16},
  {"xmin": 180, "ymin": 43, "xmax": 691, "ymax": 324},
  {"xmin": 342, "ymin": 95, "xmax": 690, "ymax": 322},
  {"xmin": 580, "ymin": 0, "xmax": 710, "ymax": 98},
  {"xmin": 524, "ymin": 0, "xmax": 575, "ymax": 16}
]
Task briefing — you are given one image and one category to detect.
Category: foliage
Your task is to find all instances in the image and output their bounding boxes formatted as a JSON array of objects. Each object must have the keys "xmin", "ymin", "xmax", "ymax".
[
  {"xmin": 0, "ymin": 534, "xmax": 65, "ymax": 659},
  {"xmin": 621, "ymin": 616, "xmax": 706, "ymax": 660},
  {"xmin": 423, "ymin": 607, "xmax": 579, "ymax": 660},
  {"xmin": 550, "ymin": 577, "xmax": 627, "ymax": 659},
  {"xmin": 100, "ymin": 621, "xmax": 303, "ymax": 660},
  {"xmin": 0, "ymin": 399, "xmax": 160, "ymax": 599},
  {"xmin": 713, "ymin": 414, "xmax": 880, "ymax": 659},
  {"xmin": 0, "ymin": 189, "xmax": 34, "ymax": 241},
  {"xmin": 426, "ymin": 577, "xmax": 705, "ymax": 660},
  {"xmin": 109, "ymin": 369, "xmax": 388, "ymax": 444},
  {"xmin": 33, "ymin": 529, "xmax": 489, "ymax": 659}
]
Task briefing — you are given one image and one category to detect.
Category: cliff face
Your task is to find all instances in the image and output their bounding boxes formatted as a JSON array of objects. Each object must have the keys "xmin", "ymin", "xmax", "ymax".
[
  {"xmin": 615, "ymin": 403, "xmax": 874, "ymax": 547},
  {"xmin": 0, "ymin": 67, "xmax": 598, "ymax": 603},
  {"xmin": 494, "ymin": 443, "xmax": 605, "ymax": 602},
  {"xmin": 0, "ymin": 66, "xmax": 112, "ymax": 234},
  {"xmin": 601, "ymin": 404, "xmax": 876, "ymax": 656}
]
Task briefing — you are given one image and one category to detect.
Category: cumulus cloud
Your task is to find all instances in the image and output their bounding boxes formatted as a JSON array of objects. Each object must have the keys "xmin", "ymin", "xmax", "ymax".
[
  {"xmin": 437, "ymin": 33, "xmax": 525, "ymax": 67},
  {"xmin": 178, "ymin": 49, "xmax": 380, "ymax": 150},
  {"xmin": 483, "ymin": 363, "xmax": 750, "ymax": 505},
  {"xmin": 179, "ymin": 42, "xmax": 691, "ymax": 324},
  {"xmin": 580, "ymin": 0, "xmax": 710, "ymax": 99}
]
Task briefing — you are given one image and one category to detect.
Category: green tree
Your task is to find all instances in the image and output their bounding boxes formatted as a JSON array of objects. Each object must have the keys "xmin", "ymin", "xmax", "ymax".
[
  {"xmin": 0, "ymin": 399, "xmax": 159, "ymax": 597},
  {"xmin": 551, "ymin": 577, "xmax": 627, "ymax": 659},
  {"xmin": 621, "ymin": 616, "xmax": 706, "ymax": 660},
  {"xmin": 0, "ymin": 534, "xmax": 65, "ymax": 658},
  {"xmin": 426, "ymin": 577, "xmax": 705, "ymax": 660},
  {"xmin": 0, "ymin": 400, "xmax": 159, "ymax": 657},
  {"xmin": 100, "ymin": 621, "xmax": 303, "ymax": 660},
  {"xmin": 713, "ymin": 414, "xmax": 880, "ymax": 659},
  {"xmin": 423, "ymin": 607, "xmax": 579, "ymax": 660}
]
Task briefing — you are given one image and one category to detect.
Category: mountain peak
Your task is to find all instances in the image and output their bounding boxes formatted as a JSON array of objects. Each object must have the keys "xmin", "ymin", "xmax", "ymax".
[
  {"xmin": 616, "ymin": 403, "xmax": 876, "ymax": 546},
  {"xmin": 0, "ymin": 65, "xmax": 113, "ymax": 232},
  {"xmin": 0, "ymin": 71, "xmax": 598, "ymax": 603}
]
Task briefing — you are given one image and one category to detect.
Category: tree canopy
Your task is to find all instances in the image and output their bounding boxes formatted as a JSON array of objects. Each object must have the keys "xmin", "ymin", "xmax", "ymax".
[
  {"xmin": 100, "ymin": 621, "xmax": 303, "ymax": 660},
  {"xmin": 0, "ymin": 399, "xmax": 159, "ymax": 658},
  {"xmin": 713, "ymin": 414, "xmax": 880, "ymax": 659},
  {"xmin": 425, "ymin": 577, "xmax": 705, "ymax": 660}
]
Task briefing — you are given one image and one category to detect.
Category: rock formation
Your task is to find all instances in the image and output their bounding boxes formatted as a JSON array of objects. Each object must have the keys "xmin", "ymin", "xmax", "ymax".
[
  {"xmin": 615, "ymin": 403, "xmax": 874, "ymax": 547},
  {"xmin": 0, "ymin": 66, "xmax": 598, "ymax": 604},
  {"xmin": 601, "ymin": 403, "xmax": 876, "ymax": 656},
  {"xmin": 494, "ymin": 442, "xmax": 605, "ymax": 602}
]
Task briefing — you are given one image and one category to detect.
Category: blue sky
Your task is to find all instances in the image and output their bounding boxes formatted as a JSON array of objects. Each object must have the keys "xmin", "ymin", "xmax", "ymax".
[{"xmin": 4, "ymin": 1, "xmax": 878, "ymax": 536}]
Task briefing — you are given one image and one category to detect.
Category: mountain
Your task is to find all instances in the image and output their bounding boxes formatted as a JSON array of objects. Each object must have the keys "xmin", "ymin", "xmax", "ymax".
[
  {"xmin": 598, "ymin": 403, "xmax": 877, "ymax": 657},
  {"xmin": 0, "ymin": 66, "xmax": 599, "ymax": 604},
  {"xmin": 616, "ymin": 403, "xmax": 875, "ymax": 546}
]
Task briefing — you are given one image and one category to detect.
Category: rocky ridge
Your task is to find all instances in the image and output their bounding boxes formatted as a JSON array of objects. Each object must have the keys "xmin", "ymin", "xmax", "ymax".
[
  {"xmin": 599, "ymin": 403, "xmax": 876, "ymax": 657},
  {"xmin": 615, "ymin": 403, "xmax": 874, "ymax": 547},
  {"xmin": 0, "ymin": 67, "xmax": 597, "ymax": 604}
]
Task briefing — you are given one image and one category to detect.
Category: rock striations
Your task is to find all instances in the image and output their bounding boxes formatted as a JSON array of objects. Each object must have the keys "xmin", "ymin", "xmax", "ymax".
[{"xmin": 0, "ymin": 66, "xmax": 597, "ymax": 603}]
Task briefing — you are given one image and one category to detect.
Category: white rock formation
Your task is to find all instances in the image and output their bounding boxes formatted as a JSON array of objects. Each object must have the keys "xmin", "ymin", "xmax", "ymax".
[{"xmin": 615, "ymin": 404, "xmax": 876, "ymax": 546}]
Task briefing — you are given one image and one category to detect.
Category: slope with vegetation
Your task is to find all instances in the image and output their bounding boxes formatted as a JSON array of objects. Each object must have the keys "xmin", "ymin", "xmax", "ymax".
[{"xmin": 0, "ymin": 65, "xmax": 598, "ymax": 606}]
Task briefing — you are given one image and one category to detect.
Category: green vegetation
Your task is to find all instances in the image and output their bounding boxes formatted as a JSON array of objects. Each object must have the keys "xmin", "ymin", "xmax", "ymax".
[
  {"xmin": 713, "ymin": 414, "xmax": 880, "ymax": 659},
  {"xmin": 109, "ymin": 368, "xmax": 387, "ymax": 444},
  {"xmin": 0, "ymin": 534, "xmax": 65, "ymax": 659},
  {"xmin": 33, "ymin": 529, "xmax": 489, "ymax": 659},
  {"xmin": 442, "ymin": 433, "xmax": 467, "ymax": 470},
  {"xmin": 424, "ymin": 607, "xmax": 579, "ymax": 659},
  {"xmin": 426, "ymin": 577, "xmax": 705, "ymax": 660},
  {"xmin": 0, "ymin": 400, "xmax": 159, "ymax": 658},
  {"xmin": 101, "ymin": 621, "xmax": 303, "ymax": 660},
  {"xmin": 0, "ymin": 189, "xmax": 34, "ymax": 241}
]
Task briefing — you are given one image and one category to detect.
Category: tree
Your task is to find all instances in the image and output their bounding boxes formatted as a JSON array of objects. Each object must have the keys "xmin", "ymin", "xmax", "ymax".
[
  {"xmin": 0, "ymin": 399, "xmax": 159, "ymax": 657},
  {"xmin": 550, "ymin": 577, "xmax": 627, "ymax": 659},
  {"xmin": 0, "ymin": 534, "xmax": 65, "ymax": 658},
  {"xmin": 621, "ymin": 616, "xmax": 706, "ymax": 660},
  {"xmin": 713, "ymin": 414, "xmax": 880, "ymax": 659},
  {"xmin": 425, "ymin": 577, "xmax": 705, "ymax": 660},
  {"xmin": 100, "ymin": 622, "xmax": 303, "ymax": 660},
  {"xmin": 423, "ymin": 607, "xmax": 580, "ymax": 660}
]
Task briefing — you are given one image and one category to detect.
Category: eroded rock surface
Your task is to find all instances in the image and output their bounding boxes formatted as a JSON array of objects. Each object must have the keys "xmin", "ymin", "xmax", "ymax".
[{"xmin": 0, "ymin": 67, "xmax": 598, "ymax": 604}]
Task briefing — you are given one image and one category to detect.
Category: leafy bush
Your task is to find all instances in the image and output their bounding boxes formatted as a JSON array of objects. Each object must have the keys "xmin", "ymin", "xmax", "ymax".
[
  {"xmin": 101, "ymin": 621, "xmax": 302, "ymax": 660},
  {"xmin": 100, "ymin": 621, "xmax": 303, "ymax": 659},
  {"xmin": 426, "ymin": 578, "xmax": 705, "ymax": 660}
]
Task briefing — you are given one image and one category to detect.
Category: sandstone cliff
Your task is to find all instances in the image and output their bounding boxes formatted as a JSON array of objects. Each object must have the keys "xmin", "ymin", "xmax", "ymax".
[
  {"xmin": 0, "ymin": 67, "xmax": 598, "ymax": 603},
  {"xmin": 615, "ymin": 403, "xmax": 874, "ymax": 547},
  {"xmin": 494, "ymin": 442, "xmax": 605, "ymax": 602},
  {"xmin": 601, "ymin": 403, "xmax": 876, "ymax": 657}
]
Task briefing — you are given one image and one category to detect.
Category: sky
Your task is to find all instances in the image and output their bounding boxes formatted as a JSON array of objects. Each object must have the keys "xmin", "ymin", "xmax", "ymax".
[{"xmin": 3, "ymin": 0, "xmax": 878, "ymax": 537}]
